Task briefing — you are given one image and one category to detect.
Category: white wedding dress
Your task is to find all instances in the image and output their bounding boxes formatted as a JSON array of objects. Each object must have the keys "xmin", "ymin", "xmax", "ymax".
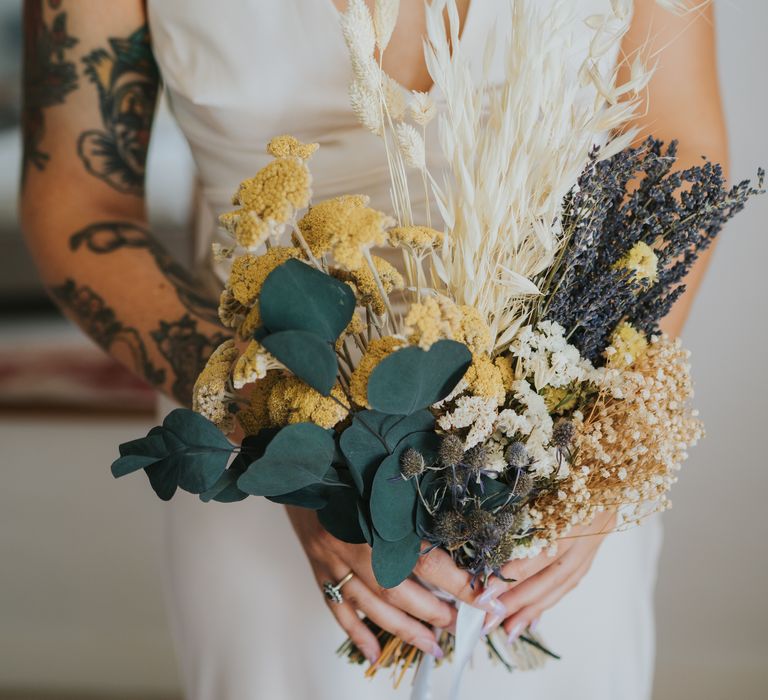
[{"xmin": 148, "ymin": 1, "xmax": 663, "ymax": 698}]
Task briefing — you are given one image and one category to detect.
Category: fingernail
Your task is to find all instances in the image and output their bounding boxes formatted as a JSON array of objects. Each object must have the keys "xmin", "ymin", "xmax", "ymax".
[
  {"xmin": 506, "ymin": 623, "xmax": 523, "ymax": 645},
  {"xmin": 481, "ymin": 613, "xmax": 503, "ymax": 635},
  {"xmin": 366, "ymin": 650, "xmax": 379, "ymax": 665},
  {"xmin": 416, "ymin": 638, "xmax": 444, "ymax": 659},
  {"xmin": 530, "ymin": 617, "xmax": 540, "ymax": 633},
  {"xmin": 477, "ymin": 584, "xmax": 502, "ymax": 606}
]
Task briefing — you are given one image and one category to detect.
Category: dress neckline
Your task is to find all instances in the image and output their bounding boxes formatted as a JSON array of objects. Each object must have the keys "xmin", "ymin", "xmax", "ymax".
[{"xmin": 319, "ymin": 0, "xmax": 479, "ymax": 96}]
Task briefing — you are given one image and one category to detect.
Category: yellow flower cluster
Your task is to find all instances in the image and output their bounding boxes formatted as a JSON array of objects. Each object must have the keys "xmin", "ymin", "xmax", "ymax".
[
  {"xmin": 267, "ymin": 376, "xmax": 349, "ymax": 429},
  {"xmin": 463, "ymin": 354, "xmax": 506, "ymax": 406},
  {"xmin": 403, "ymin": 295, "xmax": 463, "ymax": 350},
  {"xmin": 494, "ymin": 355, "xmax": 515, "ymax": 392},
  {"xmin": 227, "ymin": 247, "xmax": 302, "ymax": 307},
  {"xmin": 219, "ymin": 156, "xmax": 312, "ymax": 249},
  {"xmin": 349, "ymin": 336, "xmax": 405, "ymax": 407},
  {"xmin": 232, "ymin": 340, "xmax": 282, "ymax": 390},
  {"xmin": 266, "ymin": 135, "xmax": 319, "ymax": 160},
  {"xmin": 236, "ymin": 372, "xmax": 281, "ymax": 435},
  {"xmin": 192, "ymin": 339, "xmax": 238, "ymax": 432},
  {"xmin": 335, "ymin": 256, "xmax": 404, "ymax": 315},
  {"xmin": 605, "ymin": 322, "xmax": 649, "ymax": 369},
  {"xmin": 297, "ymin": 194, "xmax": 393, "ymax": 269},
  {"xmin": 614, "ymin": 241, "xmax": 659, "ymax": 286},
  {"xmin": 457, "ymin": 305, "xmax": 493, "ymax": 355},
  {"xmin": 388, "ymin": 225, "xmax": 444, "ymax": 249},
  {"xmin": 542, "ymin": 385, "xmax": 579, "ymax": 414}
]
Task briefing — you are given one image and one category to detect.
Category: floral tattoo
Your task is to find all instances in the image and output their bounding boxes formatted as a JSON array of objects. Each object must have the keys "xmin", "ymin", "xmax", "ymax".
[{"xmin": 79, "ymin": 25, "xmax": 159, "ymax": 195}]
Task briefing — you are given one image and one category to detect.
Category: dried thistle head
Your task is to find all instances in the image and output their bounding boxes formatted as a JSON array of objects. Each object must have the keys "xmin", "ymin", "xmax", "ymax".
[
  {"xmin": 400, "ymin": 448, "xmax": 426, "ymax": 479},
  {"xmin": 551, "ymin": 418, "xmax": 575, "ymax": 450},
  {"xmin": 505, "ymin": 441, "xmax": 530, "ymax": 470},
  {"xmin": 432, "ymin": 509, "xmax": 468, "ymax": 548},
  {"xmin": 439, "ymin": 434, "xmax": 465, "ymax": 468}
]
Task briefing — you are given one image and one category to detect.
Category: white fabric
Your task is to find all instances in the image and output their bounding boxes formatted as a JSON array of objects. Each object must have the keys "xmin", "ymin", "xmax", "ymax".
[{"xmin": 149, "ymin": 1, "xmax": 663, "ymax": 698}]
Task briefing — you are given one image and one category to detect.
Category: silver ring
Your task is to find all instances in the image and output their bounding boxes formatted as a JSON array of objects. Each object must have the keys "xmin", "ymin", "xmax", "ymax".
[{"xmin": 322, "ymin": 571, "xmax": 354, "ymax": 604}]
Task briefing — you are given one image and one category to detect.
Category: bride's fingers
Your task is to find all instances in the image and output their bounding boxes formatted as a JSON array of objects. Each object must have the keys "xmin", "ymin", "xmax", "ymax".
[
  {"xmin": 413, "ymin": 546, "xmax": 505, "ymax": 616},
  {"xmin": 344, "ymin": 550, "xmax": 457, "ymax": 630},
  {"xmin": 339, "ymin": 577, "xmax": 446, "ymax": 658},
  {"xmin": 324, "ymin": 592, "xmax": 382, "ymax": 665},
  {"xmin": 493, "ymin": 546, "xmax": 593, "ymax": 624},
  {"xmin": 501, "ymin": 558, "xmax": 593, "ymax": 642}
]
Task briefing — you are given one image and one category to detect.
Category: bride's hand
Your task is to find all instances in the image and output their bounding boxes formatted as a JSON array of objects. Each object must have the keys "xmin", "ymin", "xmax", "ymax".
[
  {"xmin": 481, "ymin": 510, "xmax": 618, "ymax": 641},
  {"xmin": 284, "ymin": 505, "xmax": 506, "ymax": 664}
]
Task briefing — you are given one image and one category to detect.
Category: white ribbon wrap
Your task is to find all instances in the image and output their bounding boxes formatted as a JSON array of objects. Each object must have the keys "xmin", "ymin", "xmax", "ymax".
[{"xmin": 410, "ymin": 601, "xmax": 487, "ymax": 700}]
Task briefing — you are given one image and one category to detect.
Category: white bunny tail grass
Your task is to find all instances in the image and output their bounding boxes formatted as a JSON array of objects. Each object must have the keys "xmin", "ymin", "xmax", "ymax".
[
  {"xmin": 424, "ymin": 0, "xmax": 652, "ymax": 351},
  {"xmin": 374, "ymin": 0, "xmax": 400, "ymax": 53}
]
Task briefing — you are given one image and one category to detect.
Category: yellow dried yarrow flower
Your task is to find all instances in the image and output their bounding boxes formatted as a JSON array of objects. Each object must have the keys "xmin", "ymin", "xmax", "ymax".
[
  {"xmin": 464, "ymin": 354, "xmax": 505, "ymax": 406},
  {"xmin": 297, "ymin": 194, "xmax": 392, "ymax": 269},
  {"xmin": 218, "ymin": 209, "xmax": 271, "ymax": 251},
  {"xmin": 614, "ymin": 241, "xmax": 659, "ymax": 286},
  {"xmin": 335, "ymin": 312, "xmax": 366, "ymax": 351},
  {"xmin": 218, "ymin": 287, "xmax": 248, "ymax": 329},
  {"xmin": 457, "ymin": 305, "xmax": 493, "ymax": 354},
  {"xmin": 266, "ymin": 135, "xmax": 319, "ymax": 160},
  {"xmin": 220, "ymin": 157, "xmax": 312, "ymax": 249},
  {"xmin": 236, "ymin": 371, "xmax": 281, "ymax": 436},
  {"xmin": 267, "ymin": 376, "xmax": 349, "ymax": 429},
  {"xmin": 605, "ymin": 322, "xmax": 649, "ymax": 369},
  {"xmin": 542, "ymin": 385, "xmax": 580, "ymax": 414},
  {"xmin": 404, "ymin": 295, "xmax": 463, "ymax": 350},
  {"xmin": 494, "ymin": 355, "xmax": 515, "ymax": 392},
  {"xmin": 227, "ymin": 247, "xmax": 302, "ymax": 307},
  {"xmin": 232, "ymin": 341, "xmax": 283, "ymax": 390},
  {"xmin": 349, "ymin": 336, "xmax": 405, "ymax": 407},
  {"xmin": 192, "ymin": 339, "xmax": 238, "ymax": 432},
  {"xmin": 237, "ymin": 304, "xmax": 262, "ymax": 341},
  {"xmin": 335, "ymin": 256, "xmax": 403, "ymax": 315},
  {"xmin": 388, "ymin": 225, "xmax": 444, "ymax": 250}
]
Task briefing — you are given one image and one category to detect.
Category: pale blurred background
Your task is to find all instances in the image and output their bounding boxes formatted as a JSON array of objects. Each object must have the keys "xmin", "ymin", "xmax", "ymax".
[{"xmin": 0, "ymin": 1, "xmax": 766, "ymax": 699}]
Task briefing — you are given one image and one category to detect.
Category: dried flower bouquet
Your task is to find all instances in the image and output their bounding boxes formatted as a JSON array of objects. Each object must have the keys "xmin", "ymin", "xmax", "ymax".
[{"xmin": 111, "ymin": 0, "xmax": 763, "ymax": 688}]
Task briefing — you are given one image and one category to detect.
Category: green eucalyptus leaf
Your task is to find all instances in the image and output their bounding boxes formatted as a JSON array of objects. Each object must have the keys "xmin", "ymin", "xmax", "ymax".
[
  {"xmin": 381, "ymin": 410, "xmax": 435, "ymax": 450},
  {"xmin": 318, "ymin": 476, "xmax": 366, "ymax": 544},
  {"xmin": 367, "ymin": 340, "xmax": 472, "ymax": 415},
  {"xmin": 267, "ymin": 482, "xmax": 331, "ymax": 509},
  {"xmin": 339, "ymin": 411, "xmax": 391, "ymax": 496},
  {"xmin": 163, "ymin": 408, "xmax": 232, "ymax": 451},
  {"xmin": 261, "ymin": 330, "xmax": 338, "ymax": 395},
  {"xmin": 370, "ymin": 432, "xmax": 440, "ymax": 542},
  {"xmin": 112, "ymin": 453, "xmax": 160, "ymax": 478},
  {"xmin": 371, "ymin": 530, "xmax": 422, "ymax": 589},
  {"xmin": 237, "ymin": 423, "xmax": 335, "ymax": 497},
  {"xmin": 357, "ymin": 502, "xmax": 373, "ymax": 545},
  {"xmin": 259, "ymin": 258, "xmax": 355, "ymax": 343},
  {"xmin": 144, "ymin": 453, "xmax": 183, "ymax": 501}
]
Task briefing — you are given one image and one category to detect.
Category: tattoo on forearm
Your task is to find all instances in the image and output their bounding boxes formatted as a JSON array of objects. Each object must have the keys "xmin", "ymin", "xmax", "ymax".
[
  {"xmin": 69, "ymin": 221, "xmax": 221, "ymax": 323},
  {"xmin": 79, "ymin": 25, "xmax": 159, "ymax": 196},
  {"xmin": 50, "ymin": 279, "xmax": 166, "ymax": 387},
  {"xmin": 22, "ymin": 0, "xmax": 79, "ymax": 179},
  {"xmin": 151, "ymin": 316, "xmax": 229, "ymax": 405}
]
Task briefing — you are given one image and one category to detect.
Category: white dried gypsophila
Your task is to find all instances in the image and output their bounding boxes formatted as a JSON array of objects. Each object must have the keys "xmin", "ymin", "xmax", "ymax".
[
  {"xmin": 374, "ymin": 0, "xmax": 400, "ymax": 53},
  {"xmin": 483, "ymin": 438, "xmax": 508, "ymax": 475},
  {"xmin": 437, "ymin": 395, "xmax": 499, "ymax": 449},
  {"xmin": 395, "ymin": 122, "xmax": 426, "ymax": 169},
  {"xmin": 409, "ymin": 91, "xmax": 436, "ymax": 126},
  {"xmin": 509, "ymin": 320, "xmax": 599, "ymax": 391}
]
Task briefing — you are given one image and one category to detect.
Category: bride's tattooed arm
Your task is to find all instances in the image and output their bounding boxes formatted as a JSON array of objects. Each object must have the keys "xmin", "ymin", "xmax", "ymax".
[{"xmin": 20, "ymin": 0, "xmax": 230, "ymax": 407}]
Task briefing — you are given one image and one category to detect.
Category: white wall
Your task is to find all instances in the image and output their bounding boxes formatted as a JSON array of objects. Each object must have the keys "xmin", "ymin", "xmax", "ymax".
[
  {"xmin": 0, "ymin": 1, "xmax": 766, "ymax": 698},
  {"xmin": 653, "ymin": 2, "xmax": 768, "ymax": 697}
]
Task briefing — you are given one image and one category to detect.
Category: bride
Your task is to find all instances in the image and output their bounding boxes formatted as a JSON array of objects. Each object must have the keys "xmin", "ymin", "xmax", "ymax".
[{"xmin": 21, "ymin": 0, "xmax": 727, "ymax": 698}]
